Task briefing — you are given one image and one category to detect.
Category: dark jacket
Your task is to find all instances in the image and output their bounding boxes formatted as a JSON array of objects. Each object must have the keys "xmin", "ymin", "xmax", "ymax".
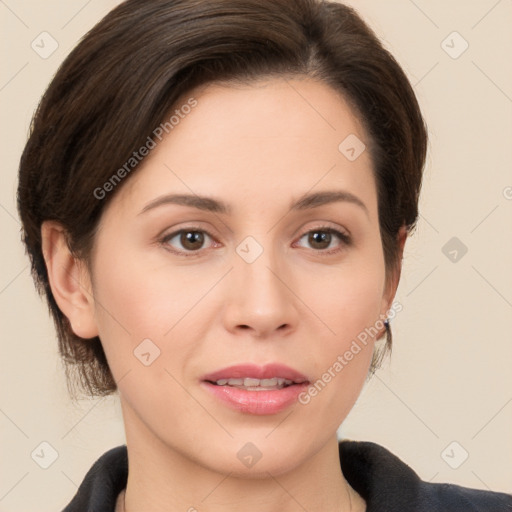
[{"xmin": 62, "ymin": 440, "xmax": 512, "ymax": 511}]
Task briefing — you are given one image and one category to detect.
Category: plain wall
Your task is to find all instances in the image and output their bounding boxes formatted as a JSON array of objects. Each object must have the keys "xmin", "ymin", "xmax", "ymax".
[{"xmin": 1, "ymin": 1, "xmax": 511, "ymax": 510}]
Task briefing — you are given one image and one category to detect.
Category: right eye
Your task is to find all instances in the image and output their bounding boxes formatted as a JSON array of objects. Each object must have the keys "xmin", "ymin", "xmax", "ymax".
[{"xmin": 160, "ymin": 227, "xmax": 219, "ymax": 256}]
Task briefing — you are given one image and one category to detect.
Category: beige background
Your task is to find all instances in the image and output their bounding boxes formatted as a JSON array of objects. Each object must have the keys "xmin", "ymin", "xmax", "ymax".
[{"xmin": 1, "ymin": 0, "xmax": 511, "ymax": 510}]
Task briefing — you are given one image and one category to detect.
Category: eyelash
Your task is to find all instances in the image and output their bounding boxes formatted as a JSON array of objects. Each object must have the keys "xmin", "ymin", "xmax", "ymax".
[{"xmin": 159, "ymin": 225, "xmax": 351, "ymax": 258}]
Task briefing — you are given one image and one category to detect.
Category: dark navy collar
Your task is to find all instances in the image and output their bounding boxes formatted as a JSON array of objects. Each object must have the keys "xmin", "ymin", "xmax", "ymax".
[{"xmin": 62, "ymin": 440, "xmax": 512, "ymax": 512}]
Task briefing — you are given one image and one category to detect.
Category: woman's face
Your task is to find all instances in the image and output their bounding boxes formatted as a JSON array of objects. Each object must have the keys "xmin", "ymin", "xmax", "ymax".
[{"xmin": 85, "ymin": 77, "xmax": 396, "ymax": 475}]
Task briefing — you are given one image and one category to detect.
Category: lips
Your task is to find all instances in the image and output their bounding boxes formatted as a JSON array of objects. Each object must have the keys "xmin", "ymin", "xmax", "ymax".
[{"xmin": 201, "ymin": 363, "xmax": 310, "ymax": 415}]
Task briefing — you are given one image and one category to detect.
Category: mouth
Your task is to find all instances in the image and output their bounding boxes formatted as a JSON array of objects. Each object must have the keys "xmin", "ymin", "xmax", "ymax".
[{"xmin": 200, "ymin": 364, "xmax": 310, "ymax": 415}]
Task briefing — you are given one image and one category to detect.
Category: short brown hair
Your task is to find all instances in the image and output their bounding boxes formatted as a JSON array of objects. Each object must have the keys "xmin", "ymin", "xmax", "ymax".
[{"xmin": 17, "ymin": 0, "xmax": 427, "ymax": 398}]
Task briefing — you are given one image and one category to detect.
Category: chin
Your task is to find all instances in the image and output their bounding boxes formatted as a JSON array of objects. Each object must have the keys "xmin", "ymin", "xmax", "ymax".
[{"xmin": 193, "ymin": 434, "xmax": 316, "ymax": 478}]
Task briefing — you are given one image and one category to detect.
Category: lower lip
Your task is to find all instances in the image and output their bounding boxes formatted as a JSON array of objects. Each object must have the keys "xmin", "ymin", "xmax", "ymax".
[{"xmin": 201, "ymin": 381, "xmax": 308, "ymax": 415}]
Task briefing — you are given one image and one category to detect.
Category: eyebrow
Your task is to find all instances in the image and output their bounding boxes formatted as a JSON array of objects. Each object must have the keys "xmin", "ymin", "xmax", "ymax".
[
  {"xmin": 291, "ymin": 190, "xmax": 368, "ymax": 216},
  {"xmin": 139, "ymin": 193, "xmax": 230, "ymax": 215},
  {"xmin": 139, "ymin": 190, "xmax": 368, "ymax": 217}
]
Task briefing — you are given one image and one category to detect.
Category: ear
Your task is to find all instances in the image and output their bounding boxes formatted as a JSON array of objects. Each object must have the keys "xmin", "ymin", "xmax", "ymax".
[
  {"xmin": 380, "ymin": 225, "xmax": 408, "ymax": 318},
  {"xmin": 41, "ymin": 221, "xmax": 98, "ymax": 339}
]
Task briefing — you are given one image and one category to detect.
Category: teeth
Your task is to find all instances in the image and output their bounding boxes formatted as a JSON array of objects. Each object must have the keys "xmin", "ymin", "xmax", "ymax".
[
  {"xmin": 214, "ymin": 377, "xmax": 295, "ymax": 389},
  {"xmin": 244, "ymin": 378, "xmax": 261, "ymax": 387},
  {"xmin": 226, "ymin": 378, "xmax": 244, "ymax": 386}
]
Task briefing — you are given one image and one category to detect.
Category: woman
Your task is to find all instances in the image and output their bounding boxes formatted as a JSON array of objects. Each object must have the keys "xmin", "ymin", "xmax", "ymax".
[{"xmin": 17, "ymin": 0, "xmax": 512, "ymax": 510}]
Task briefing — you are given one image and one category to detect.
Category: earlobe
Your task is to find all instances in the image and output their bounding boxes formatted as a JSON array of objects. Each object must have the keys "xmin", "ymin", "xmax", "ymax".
[
  {"xmin": 41, "ymin": 221, "xmax": 98, "ymax": 339},
  {"xmin": 397, "ymin": 225, "xmax": 407, "ymax": 259},
  {"xmin": 380, "ymin": 225, "xmax": 408, "ymax": 320}
]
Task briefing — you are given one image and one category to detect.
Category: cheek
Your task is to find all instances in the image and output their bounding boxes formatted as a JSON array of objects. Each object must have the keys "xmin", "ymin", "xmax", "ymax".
[
  {"xmin": 305, "ymin": 244, "xmax": 386, "ymax": 344},
  {"xmin": 88, "ymin": 246, "xmax": 195, "ymax": 378},
  {"xmin": 89, "ymin": 256, "xmax": 205, "ymax": 425},
  {"xmin": 297, "ymin": 278, "xmax": 380, "ymax": 434},
  {"xmin": 312, "ymin": 269, "xmax": 382, "ymax": 384},
  {"xmin": 296, "ymin": 244, "xmax": 386, "ymax": 414}
]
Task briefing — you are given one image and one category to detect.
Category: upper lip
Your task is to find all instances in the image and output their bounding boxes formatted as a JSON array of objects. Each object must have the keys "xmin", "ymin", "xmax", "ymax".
[{"xmin": 202, "ymin": 363, "xmax": 309, "ymax": 384}]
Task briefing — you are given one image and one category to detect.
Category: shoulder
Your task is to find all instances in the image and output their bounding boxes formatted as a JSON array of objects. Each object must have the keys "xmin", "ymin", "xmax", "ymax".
[
  {"xmin": 339, "ymin": 440, "xmax": 512, "ymax": 512},
  {"xmin": 61, "ymin": 445, "xmax": 128, "ymax": 512},
  {"xmin": 418, "ymin": 480, "xmax": 512, "ymax": 511}
]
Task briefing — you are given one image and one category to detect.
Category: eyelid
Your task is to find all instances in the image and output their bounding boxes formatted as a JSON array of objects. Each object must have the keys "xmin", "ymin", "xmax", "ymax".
[{"xmin": 300, "ymin": 222, "xmax": 351, "ymax": 238}]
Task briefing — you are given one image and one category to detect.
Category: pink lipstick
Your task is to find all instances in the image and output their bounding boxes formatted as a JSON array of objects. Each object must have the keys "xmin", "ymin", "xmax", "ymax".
[{"xmin": 201, "ymin": 363, "xmax": 309, "ymax": 415}]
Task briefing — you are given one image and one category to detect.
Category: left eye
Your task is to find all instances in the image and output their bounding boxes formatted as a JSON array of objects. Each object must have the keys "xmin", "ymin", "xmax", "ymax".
[{"xmin": 295, "ymin": 228, "xmax": 350, "ymax": 252}]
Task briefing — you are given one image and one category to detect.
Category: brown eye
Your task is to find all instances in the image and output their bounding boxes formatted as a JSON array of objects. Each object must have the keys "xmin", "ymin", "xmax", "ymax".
[
  {"xmin": 296, "ymin": 227, "xmax": 351, "ymax": 253},
  {"xmin": 162, "ymin": 228, "xmax": 215, "ymax": 255},
  {"xmin": 180, "ymin": 231, "xmax": 205, "ymax": 250},
  {"xmin": 308, "ymin": 231, "xmax": 332, "ymax": 250}
]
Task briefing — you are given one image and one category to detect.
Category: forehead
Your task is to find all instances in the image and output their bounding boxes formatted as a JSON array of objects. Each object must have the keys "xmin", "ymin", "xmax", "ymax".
[
  {"xmin": 169, "ymin": 76, "xmax": 369, "ymax": 156},
  {"xmin": 107, "ymin": 77, "xmax": 377, "ymax": 219}
]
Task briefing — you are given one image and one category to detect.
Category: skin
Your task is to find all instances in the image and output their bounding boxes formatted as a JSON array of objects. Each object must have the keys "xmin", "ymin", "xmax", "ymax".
[{"xmin": 42, "ymin": 77, "xmax": 406, "ymax": 512}]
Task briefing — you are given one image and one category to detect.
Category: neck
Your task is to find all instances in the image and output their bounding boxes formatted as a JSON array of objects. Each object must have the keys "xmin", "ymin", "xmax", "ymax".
[{"xmin": 119, "ymin": 403, "xmax": 365, "ymax": 512}]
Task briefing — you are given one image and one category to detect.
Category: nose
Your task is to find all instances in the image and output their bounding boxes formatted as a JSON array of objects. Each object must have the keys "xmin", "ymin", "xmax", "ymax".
[{"xmin": 222, "ymin": 243, "xmax": 300, "ymax": 339}]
